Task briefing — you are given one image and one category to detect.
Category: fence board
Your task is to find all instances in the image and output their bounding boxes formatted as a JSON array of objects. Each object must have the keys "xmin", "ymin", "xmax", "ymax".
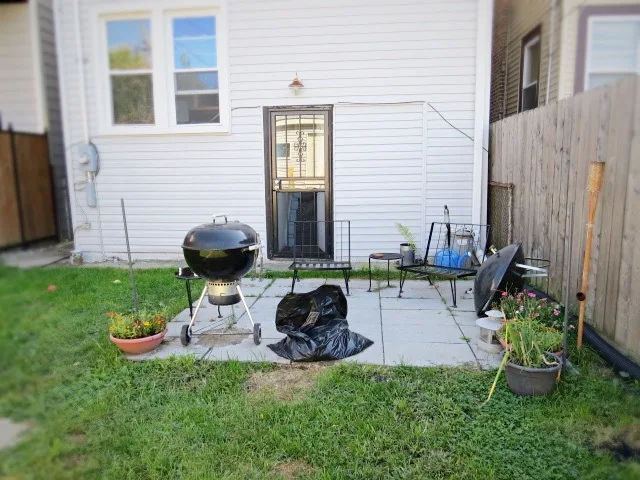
[
  {"xmin": 614, "ymin": 79, "xmax": 640, "ymax": 352},
  {"xmin": 0, "ymin": 130, "xmax": 56, "ymax": 249},
  {"xmin": 14, "ymin": 134, "xmax": 56, "ymax": 242},
  {"xmin": 0, "ymin": 132, "xmax": 21, "ymax": 247},
  {"xmin": 595, "ymin": 81, "xmax": 633, "ymax": 334},
  {"xmin": 489, "ymin": 76, "xmax": 640, "ymax": 362}
]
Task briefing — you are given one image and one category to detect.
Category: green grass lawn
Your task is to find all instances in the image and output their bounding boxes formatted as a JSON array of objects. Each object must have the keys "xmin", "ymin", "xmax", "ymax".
[{"xmin": 0, "ymin": 265, "xmax": 638, "ymax": 479}]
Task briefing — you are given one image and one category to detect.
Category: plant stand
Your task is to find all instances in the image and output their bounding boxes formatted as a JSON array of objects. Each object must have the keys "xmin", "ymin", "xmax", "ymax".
[{"xmin": 368, "ymin": 253, "xmax": 402, "ymax": 291}]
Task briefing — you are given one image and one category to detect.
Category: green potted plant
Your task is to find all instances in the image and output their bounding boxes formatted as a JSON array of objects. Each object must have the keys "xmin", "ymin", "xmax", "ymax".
[
  {"xmin": 485, "ymin": 315, "xmax": 562, "ymax": 401},
  {"xmin": 108, "ymin": 310, "xmax": 168, "ymax": 355},
  {"xmin": 494, "ymin": 290, "xmax": 564, "ymax": 354},
  {"xmin": 396, "ymin": 223, "xmax": 418, "ymax": 266}
]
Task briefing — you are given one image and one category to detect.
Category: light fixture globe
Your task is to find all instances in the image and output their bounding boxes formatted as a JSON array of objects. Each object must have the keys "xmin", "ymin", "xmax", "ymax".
[{"xmin": 289, "ymin": 74, "xmax": 304, "ymax": 95}]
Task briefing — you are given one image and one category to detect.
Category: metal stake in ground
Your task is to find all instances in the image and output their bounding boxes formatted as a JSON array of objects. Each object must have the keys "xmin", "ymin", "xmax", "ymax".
[{"xmin": 120, "ymin": 198, "xmax": 139, "ymax": 313}]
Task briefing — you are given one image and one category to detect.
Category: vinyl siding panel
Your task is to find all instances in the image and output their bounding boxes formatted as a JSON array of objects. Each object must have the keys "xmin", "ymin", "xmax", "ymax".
[
  {"xmin": 503, "ymin": 0, "xmax": 559, "ymax": 117},
  {"xmin": 0, "ymin": 3, "xmax": 40, "ymax": 132},
  {"xmin": 56, "ymin": 0, "xmax": 483, "ymax": 261}
]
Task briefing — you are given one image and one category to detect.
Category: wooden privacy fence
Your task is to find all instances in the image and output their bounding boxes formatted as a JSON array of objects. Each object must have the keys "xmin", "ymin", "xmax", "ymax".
[
  {"xmin": 489, "ymin": 76, "xmax": 640, "ymax": 361},
  {"xmin": 0, "ymin": 127, "xmax": 57, "ymax": 249}
]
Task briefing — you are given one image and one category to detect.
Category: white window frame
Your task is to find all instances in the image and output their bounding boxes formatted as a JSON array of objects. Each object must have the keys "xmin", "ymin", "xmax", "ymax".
[
  {"xmin": 584, "ymin": 15, "xmax": 640, "ymax": 91},
  {"xmin": 93, "ymin": 0, "xmax": 229, "ymax": 136},
  {"xmin": 522, "ymin": 34, "xmax": 540, "ymax": 91},
  {"xmin": 520, "ymin": 32, "xmax": 540, "ymax": 112}
]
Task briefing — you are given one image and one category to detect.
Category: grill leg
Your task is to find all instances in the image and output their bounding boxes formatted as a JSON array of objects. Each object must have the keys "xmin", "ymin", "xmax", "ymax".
[
  {"xmin": 236, "ymin": 285, "xmax": 255, "ymax": 327},
  {"xmin": 186, "ymin": 279, "xmax": 194, "ymax": 318},
  {"xmin": 368, "ymin": 257, "xmax": 372, "ymax": 292},
  {"xmin": 188, "ymin": 285, "xmax": 208, "ymax": 333},
  {"xmin": 449, "ymin": 279, "xmax": 457, "ymax": 308}
]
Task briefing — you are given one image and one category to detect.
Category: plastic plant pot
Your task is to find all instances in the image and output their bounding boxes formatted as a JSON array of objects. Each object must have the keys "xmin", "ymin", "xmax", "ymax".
[
  {"xmin": 504, "ymin": 354, "xmax": 561, "ymax": 396},
  {"xmin": 110, "ymin": 329, "xmax": 168, "ymax": 355}
]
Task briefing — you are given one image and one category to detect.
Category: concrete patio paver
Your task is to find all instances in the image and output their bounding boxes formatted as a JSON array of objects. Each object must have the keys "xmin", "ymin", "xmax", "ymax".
[
  {"xmin": 384, "ymin": 342, "xmax": 477, "ymax": 367},
  {"xmin": 381, "ymin": 308, "xmax": 453, "ymax": 326},
  {"xmin": 142, "ymin": 275, "xmax": 503, "ymax": 369},
  {"xmin": 383, "ymin": 322, "xmax": 466, "ymax": 344},
  {"xmin": 0, "ymin": 418, "xmax": 30, "ymax": 450},
  {"xmin": 450, "ymin": 310, "xmax": 482, "ymax": 326},
  {"xmin": 381, "ymin": 297, "xmax": 446, "ymax": 310}
]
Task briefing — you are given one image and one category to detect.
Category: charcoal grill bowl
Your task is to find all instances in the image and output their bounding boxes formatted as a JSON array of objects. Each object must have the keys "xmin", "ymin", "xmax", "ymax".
[
  {"xmin": 182, "ymin": 247, "xmax": 257, "ymax": 282},
  {"xmin": 182, "ymin": 216, "xmax": 259, "ymax": 282}
]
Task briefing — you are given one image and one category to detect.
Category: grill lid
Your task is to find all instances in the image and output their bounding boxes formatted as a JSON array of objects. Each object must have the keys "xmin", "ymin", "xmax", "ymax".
[
  {"xmin": 182, "ymin": 215, "xmax": 258, "ymax": 252},
  {"xmin": 473, "ymin": 243, "xmax": 525, "ymax": 315}
]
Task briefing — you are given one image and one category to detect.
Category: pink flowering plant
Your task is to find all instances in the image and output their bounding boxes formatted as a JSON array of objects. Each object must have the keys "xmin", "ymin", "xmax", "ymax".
[
  {"xmin": 496, "ymin": 289, "xmax": 563, "ymax": 329},
  {"xmin": 108, "ymin": 310, "xmax": 167, "ymax": 339}
]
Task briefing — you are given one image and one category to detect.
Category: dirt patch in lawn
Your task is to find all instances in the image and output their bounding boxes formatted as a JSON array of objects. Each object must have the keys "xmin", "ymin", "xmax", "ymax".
[
  {"xmin": 597, "ymin": 424, "xmax": 640, "ymax": 462},
  {"xmin": 196, "ymin": 329, "xmax": 252, "ymax": 348},
  {"xmin": 245, "ymin": 364, "xmax": 326, "ymax": 401},
  {"xmin": 270, "ymin": 459, "xmax": 315, "ymax": 479}
]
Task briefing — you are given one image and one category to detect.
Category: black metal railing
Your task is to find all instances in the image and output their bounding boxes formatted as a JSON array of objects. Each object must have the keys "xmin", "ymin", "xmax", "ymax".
[{"xmin": 290, "ymin": 220, "xmax": 350, "ymax": 265}]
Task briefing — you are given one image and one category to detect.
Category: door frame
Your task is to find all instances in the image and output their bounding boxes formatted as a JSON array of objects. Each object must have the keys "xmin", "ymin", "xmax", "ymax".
[{"xmin": 263, "ymin": 105, "xmax": 334, "ymax": 259}]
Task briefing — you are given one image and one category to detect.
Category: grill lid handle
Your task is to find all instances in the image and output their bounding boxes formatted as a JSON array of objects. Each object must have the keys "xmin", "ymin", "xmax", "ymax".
[{"xmin": 211, "ymin": 214, "xmax": 228, "ymax": 224}]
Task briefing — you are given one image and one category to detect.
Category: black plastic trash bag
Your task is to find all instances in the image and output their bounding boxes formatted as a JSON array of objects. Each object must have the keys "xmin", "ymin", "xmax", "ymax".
[{"xmin": 267, "ymin": 284, "xmax": 373, "ymax": 362}]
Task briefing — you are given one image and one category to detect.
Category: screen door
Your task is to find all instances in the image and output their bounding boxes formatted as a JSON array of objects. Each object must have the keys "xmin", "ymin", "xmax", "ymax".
[{"xmin": 265, "ymin": 107, "xmax": 332, "ymax": 259}]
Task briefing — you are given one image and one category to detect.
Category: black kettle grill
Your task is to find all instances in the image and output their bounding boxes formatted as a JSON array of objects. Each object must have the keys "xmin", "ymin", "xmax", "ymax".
[
  {"xmin": 180, "ymin": 214, "xmax": 262, "ymax": 346},
  {"xmin": 473, "ymin": 243, "xmax": 549, "ymax": 315}
]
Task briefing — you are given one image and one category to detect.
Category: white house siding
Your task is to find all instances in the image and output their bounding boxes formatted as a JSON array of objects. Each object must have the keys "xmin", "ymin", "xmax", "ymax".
[
  {"xmin": 56, "ymin": 0, "xmax": 489, "ymax": 262},
  {"xmin": 38, "ymin": 0, "xmax": 72, "ymax": 239},
  {"xmin": 0, "ymin": 3, "xmax": 41, "ymax": 132}
]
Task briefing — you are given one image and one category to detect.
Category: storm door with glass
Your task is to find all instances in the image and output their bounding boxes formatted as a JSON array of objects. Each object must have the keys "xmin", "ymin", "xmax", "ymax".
[{"xmin": 265, "ymin": 107, "xmax": 332, "ymax": 259}]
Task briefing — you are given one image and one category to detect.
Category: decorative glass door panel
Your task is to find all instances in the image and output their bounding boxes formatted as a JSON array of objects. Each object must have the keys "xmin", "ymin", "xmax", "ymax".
[{"xmin": 266, "ymin": 108, "xmax": 332, "ymax": 258}]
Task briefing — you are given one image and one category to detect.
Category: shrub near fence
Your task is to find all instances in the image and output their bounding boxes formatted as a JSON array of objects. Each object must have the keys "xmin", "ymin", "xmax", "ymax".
[{"xmin": 489, "ymin": 76, "xmax": 640, "ymax": 362}]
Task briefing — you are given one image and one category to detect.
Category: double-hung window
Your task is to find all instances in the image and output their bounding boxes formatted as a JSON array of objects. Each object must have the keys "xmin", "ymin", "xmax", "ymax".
[
  {"xmin": 169, "ymin": 15, "xmax": 220, "ymax": 125},
  {"xmin": 519, "ymin": 28, "xmax": 541, "ymax": 112},
  {"xmin": 97, "ymin": 3, "xmax": 228, "ymax": 134},
  {"xmin": 584, "ymin": 16, "xmax": 640, "ymax": 91},
  {"xmin": 106, "ymin": 18, "xmax": 155, "ymax": 125}
]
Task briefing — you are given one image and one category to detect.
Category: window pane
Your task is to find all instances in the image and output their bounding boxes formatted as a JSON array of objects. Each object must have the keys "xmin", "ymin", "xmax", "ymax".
[
  {"xmin": 175, "ymin": 71, "xmax": 219, "ymax": 92},
  {"xmin": 175, "ymin": 93, "xmax": 219, "ymax": 124},
  {"xmin": 111, "ymin": 74, "xmax": 154, "ymax": 124},
  {"xmin": 590, "ymin": 20, "xmax": 640, "ymax": 72},
  {"xmin": 521, "ymin": 83, "xmax": 538, "ymax": 111},
  {"xmin": 173, "ymin": 16, "xmax": 217, "ymax": 69},
  {"xmin": 523, "ymin": 39, "xmax": 540, "ymax": 86},
  {"xmin": 107, "ymin": 19, "xmax": 152, "ymax": 70}
]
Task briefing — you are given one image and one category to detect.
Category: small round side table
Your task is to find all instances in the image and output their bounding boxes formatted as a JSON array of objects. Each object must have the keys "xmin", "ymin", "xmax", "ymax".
[{"xmin": 368, "ymin": 253, "xmax": 402, "ymax": 291}]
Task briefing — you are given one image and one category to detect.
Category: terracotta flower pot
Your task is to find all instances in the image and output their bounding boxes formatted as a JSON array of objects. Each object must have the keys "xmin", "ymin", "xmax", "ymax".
[{"xmin": 110, "ymin": 329, "xmax": 168, "ymax": 355}]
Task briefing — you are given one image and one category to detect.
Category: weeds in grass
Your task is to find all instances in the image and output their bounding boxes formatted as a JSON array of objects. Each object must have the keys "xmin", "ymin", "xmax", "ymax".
[{"xmin": 0, "ymin": 266, "xmax": 638, "ymax": 479}]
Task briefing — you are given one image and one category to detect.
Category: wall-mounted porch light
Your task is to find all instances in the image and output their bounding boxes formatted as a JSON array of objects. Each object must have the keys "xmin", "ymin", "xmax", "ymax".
[{"xmin": 289, "ymin": 74, "xmax": 304, "ymax": 95}]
